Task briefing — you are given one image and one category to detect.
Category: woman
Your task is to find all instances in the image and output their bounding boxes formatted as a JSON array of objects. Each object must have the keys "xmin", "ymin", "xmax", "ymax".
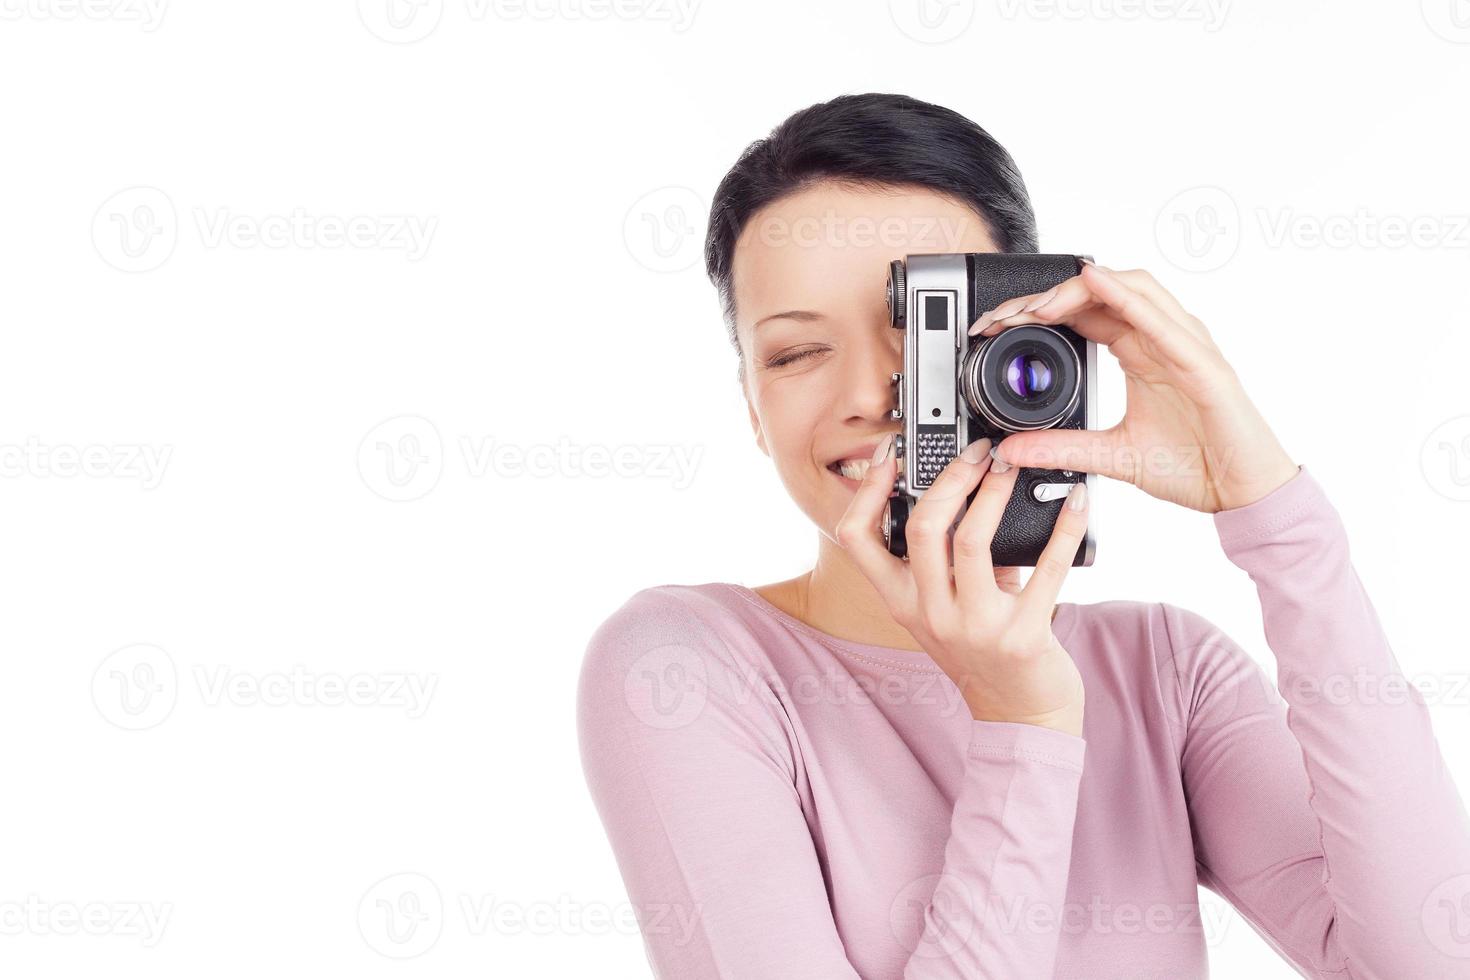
[{"xmin": 576, "ymin": 93, "xmax": 1470, "ymax": 978}]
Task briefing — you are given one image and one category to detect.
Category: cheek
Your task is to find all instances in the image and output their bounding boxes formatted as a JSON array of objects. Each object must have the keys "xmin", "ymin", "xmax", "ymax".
[{"xmin": 753, "ymin": 377, "xmax": 831, "ymax": 464}]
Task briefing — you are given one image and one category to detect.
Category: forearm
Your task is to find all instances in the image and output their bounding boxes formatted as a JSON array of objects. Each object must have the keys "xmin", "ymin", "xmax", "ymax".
[
  {"xmin": 1214, "ymin": 465, "xmax": 1470, "ymax": 975},
  {"xmin": 901, "ymin": 719, "xmax": 1085, "ymax": 978}
]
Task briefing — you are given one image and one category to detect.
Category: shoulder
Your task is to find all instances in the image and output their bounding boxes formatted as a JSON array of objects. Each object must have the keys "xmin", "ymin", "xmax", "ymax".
[
  {"xmin": 576, "ymin": 582, "xmax": 784, "ymax": 723},
  {"xmin": 579, "ymin": 582, "xmax": 755, "ymax": 670}
]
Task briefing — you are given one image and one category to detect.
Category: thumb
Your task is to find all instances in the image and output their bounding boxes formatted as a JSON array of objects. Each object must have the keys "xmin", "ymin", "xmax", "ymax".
[{"xmin": 994, "ymin": 426, "xmax": 1131, "ymax": 482}]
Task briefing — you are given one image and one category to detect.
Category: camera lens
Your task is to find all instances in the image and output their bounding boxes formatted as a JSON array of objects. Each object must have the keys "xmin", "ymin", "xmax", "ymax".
[
  {"xmin": 1004, "ymin": 353, "xmax": 1054, "ymax": 402},
  {"xmin": 960, "ymin": 325, "xmax": 1080, "ymax": 431}
]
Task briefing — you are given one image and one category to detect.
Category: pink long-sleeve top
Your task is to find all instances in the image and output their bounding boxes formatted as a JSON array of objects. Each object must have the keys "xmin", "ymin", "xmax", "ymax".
[{"xmin": 575, "ymin": 465, "xmax": 1470, "ymax": 978}]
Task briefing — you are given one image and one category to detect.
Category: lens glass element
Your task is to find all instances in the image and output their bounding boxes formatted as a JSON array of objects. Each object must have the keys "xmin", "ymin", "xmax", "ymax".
[{"xmin": 1005, "ymin": 354, "xmax": 1054, "ymax": 401}]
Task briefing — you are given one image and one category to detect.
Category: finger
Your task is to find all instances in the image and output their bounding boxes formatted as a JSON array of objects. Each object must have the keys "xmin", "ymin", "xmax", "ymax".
[
  {"xmin": 993, "ymin": 565, "xmax": 1023, "ymax": 596},
  {"xmin": 833, "ymin": 435, "xmax": 913, "ymax": 609},
  {"xmin": 1105, "ymin": 268, "xmax": 1188, "ymax": 321},
  {"xmin": 1017, "ymin": 479, "xmax": 1091, "ymax": 621},
  {"xmin": 1079, "ymin": 264, "xmax": 1227, "ymax": 377},
  {"xmin": 971, "ymin": 277, "xmax": 1132, "ymax": 348},
  {"xmin": 991, "ymin": 426, "xmax": 1136, "ymax": 485},
  {"xmin": 992, "ymin": 264, "xmax": 1212, "ymax": 376},
  {"xmin": 951, "ymin": 449, "xmax": 1022, "ymax": 608},
  {"xmin": 905, "ymin": 438, "xmax": 992, "ymax": 619},
  {"xmin": 969, "ymin": 273, "xmax": 1089, "ymax": 335}
]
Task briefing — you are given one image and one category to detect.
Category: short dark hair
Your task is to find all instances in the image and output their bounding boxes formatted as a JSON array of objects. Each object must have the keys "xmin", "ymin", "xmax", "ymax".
[{"xmin": 703, "ymin": 92, "xmax": 1038, "ymax": 382}]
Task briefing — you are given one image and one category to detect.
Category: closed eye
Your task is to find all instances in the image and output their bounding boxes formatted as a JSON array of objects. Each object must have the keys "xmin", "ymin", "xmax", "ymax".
[{"xmin": 764, "ymin": 346, "xmax": 827, "ymax": 368}]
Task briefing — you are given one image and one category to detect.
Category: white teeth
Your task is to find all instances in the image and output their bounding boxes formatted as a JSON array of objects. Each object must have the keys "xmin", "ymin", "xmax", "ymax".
[{"xmin": 834, "ymin": 459, "xmax": 871, "ymax": 481}]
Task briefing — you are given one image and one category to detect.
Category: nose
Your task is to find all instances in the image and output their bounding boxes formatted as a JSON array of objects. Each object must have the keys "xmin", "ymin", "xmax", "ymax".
[{"xmin": 837, "ymin": 325, "xmax": 902, "ymax": 424}]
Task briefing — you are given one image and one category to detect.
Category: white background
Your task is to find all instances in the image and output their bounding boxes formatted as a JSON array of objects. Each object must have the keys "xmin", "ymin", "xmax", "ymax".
[{"xmin": 2, "ymin": 0, "xmax": 1469, "ymax": 976}]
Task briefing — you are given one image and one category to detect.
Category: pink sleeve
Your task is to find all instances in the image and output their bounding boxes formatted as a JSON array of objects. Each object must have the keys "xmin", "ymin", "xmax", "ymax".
[
  {"xmin": 1169, "ymin": 464, "xmax": 1470, "ymax": 978},
  {"xmin": 575, "ymin": 587, "xmax": 1087, "ymax": 979}
]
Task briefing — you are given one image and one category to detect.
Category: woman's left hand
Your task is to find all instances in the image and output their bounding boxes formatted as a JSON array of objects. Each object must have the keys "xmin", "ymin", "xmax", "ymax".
[{"xmin": 971, "ymin": 262, "xmax": 1301, "ymax": 513}]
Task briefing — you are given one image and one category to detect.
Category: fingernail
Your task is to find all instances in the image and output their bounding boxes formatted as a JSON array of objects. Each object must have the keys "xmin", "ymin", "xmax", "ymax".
[
  {"xmin": 988, "ymin": 297, "xmax": 1029, "ymax": 321},
  {"xmin": 1022, "ymin": 286, "xmax": 1058, "ymax": 313},
  {"xmin": 988, "ymin": 446, "xmax": 1012, "ymax": 474},
  {"xmin": 1067, "ymin": 481, "xmax": 1088, "ymax": 511},
  {"xmin": 872, "ymin": 434, "xmax": 893, "ymax": 465},
  {"xmin": 960, "ymin": 437, "xmax": 991, "ymax": 464}
]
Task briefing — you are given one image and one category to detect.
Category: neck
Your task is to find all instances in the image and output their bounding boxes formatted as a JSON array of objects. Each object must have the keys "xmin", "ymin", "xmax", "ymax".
[
  {"xmin": 790, "ymin": 532, "xmax": 927, "ymax": 652},
  {"xmin": 765, "ymin": 533, "xmax": 1058, "ymax": 650}
]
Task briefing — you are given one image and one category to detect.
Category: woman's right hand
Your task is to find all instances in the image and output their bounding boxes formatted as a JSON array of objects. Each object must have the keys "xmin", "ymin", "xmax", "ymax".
[{"xmin": 835, "ymin": 434, "xmax": 1090, "ymax": 738}]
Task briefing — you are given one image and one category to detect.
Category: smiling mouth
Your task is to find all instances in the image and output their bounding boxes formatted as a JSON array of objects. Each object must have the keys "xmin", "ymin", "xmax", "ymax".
[{"xmin": 827, "ymin": 459, "xmax": 872, "ymax": 482}]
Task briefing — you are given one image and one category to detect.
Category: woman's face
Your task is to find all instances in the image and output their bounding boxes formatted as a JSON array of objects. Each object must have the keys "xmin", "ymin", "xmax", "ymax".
[{"xmin": 733, "ymin": 181, "xmax": 999, "ymax": 542}]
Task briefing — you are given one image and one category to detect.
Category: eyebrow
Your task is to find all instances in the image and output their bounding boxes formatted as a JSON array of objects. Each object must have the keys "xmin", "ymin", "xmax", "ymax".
[{"xmin": 754, "ymin": 310, "xmax": 825, "ymax": 330}]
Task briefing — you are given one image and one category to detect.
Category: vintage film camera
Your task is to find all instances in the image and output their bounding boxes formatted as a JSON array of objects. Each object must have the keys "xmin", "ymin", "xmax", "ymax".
[{"xmin": 883, "ymin": 253, "xmax": 1097, "ymax": 567}]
